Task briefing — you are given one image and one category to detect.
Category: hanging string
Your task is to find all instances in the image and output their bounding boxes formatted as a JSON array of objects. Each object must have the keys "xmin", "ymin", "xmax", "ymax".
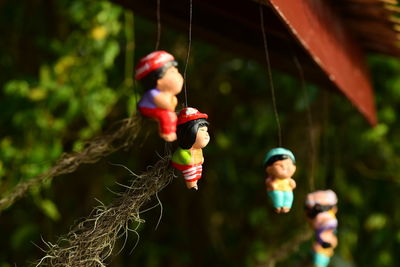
[
  {"xmin": 293, "ymin": 54, "xmax": 316, "ymax": 191},
  {"xmin": 182, "ymin": 0, "xmax": 193, "ymax": 107},
  {"xmin": 123, "ymin": 11, "xmax": 138, "ymax": 107},
  {"xmin": 259, "ymin": 4, "xmax": 282, "ymax": 147},
  {"xmin": 321, "ymin": 88, "xmax": 331, "ymax": 189},
  {"xmin": 153, "ymin": 0, "xmax": 172, "ymax": 151},
  {"xmin": 155, "ymin": 0, "xmax": 161, "ymax": 50},
  {"xmin": 163, "ymin": 139, "xmax": 172, "ymax": 159},
  {"xmin": 133, "ymin": 80, "xmax": 139, "ymax": 107}
]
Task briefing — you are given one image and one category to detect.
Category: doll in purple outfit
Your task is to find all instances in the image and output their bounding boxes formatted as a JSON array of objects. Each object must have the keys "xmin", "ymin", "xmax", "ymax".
[
  {"xmin": 305, "ymin": 190, "xmax": 338, "ymax": 267},
  {"xmin": 135, "ymin": 51, "xmax": 183, "ymax": 142}
]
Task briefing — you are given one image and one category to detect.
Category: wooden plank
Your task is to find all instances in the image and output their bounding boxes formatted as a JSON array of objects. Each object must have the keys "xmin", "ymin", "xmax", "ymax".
[{"xmin": 268, "ymin": 0, "xmax": 377, "ymax": 125}]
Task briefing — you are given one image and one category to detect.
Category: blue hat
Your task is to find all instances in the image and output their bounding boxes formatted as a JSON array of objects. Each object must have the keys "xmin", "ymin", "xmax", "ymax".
[{"xmin": 263, "ymin": 147, "xmax": 296, "ymax": 166}]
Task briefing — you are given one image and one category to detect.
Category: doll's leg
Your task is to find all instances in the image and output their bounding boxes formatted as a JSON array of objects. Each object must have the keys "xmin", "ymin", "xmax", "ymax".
[
  {"xmin": 281, "ymin": 191, "xmax": 294, "ymax": 213},
  {"xmin": 268, "ymin": 191, "xmax": 284, "ymax": 213},
  {"xmin": 157, "ymin": 110, "xmax": 177, "ymax": 141},
  {"xmin": 312, "ymin": 252, "xmax": 330, "ymax": 267},
  {"xmin": 183, "ymin": 166, "xmax": 202, "ymax": 190},
  {"xmin": 140, "ymin": 107, "xmax": 177, "ymax": 141},
  {"xmin": 185, "ymin": 180, "xmax": 198, "ymax": 190}
]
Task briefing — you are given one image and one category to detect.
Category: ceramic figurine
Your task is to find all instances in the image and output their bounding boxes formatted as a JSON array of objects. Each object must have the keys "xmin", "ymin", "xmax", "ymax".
[
  {"xmin": 264, "ymin": 147, "xmax": 296, "ymax": 213},
  {"xmin": 305, "ymin": 190, "xmax": 338, "ymax": 267},
  {"xmin": 135, "ymin": 51, "xmax": 183, "ymax": 142},
  {"xmin": 171, "ymin": 107, "xmax": 210, "ymax": 190}
]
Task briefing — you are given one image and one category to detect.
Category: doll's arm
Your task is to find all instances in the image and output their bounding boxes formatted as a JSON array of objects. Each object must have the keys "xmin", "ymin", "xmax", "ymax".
[
  {"xmin": 316, "ymin": 229, "xmax": 337, "ymax": 248},
  {"xmin": 265, "ymin": 177, "xmax": 275, "ymax": 191},
  {"xmin": 171, "ymin": 95, "xmax": 178, "ymax": 109},
  {"xmin": 153, "ymin": 93, "xmax": 176, "ymax": 111},
  {"xmin": 289, "ymin": 178, "xmax": 296, "ymax": 189}
]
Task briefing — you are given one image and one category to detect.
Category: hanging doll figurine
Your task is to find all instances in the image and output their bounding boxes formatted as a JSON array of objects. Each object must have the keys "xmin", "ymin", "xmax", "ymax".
[
  {"xmin": 171, "ymin": 107, "xmax": 210, "ymax": 190},
  {"xmin": 305, "ymin": 190, "xmax": 338, "ymax": 267},
  {"xmin": 135, "ymin": 51, "xmax": 183, "ymax": 142},
  {"xmin": 264, "ymin": 148, "xmax": 296, "ymax": 213}
]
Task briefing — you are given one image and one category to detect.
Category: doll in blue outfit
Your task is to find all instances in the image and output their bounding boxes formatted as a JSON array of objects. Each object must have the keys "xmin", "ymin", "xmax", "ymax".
[{"xmin": 264, "ymin": 148, "xmax": 297, "ymax": 213}]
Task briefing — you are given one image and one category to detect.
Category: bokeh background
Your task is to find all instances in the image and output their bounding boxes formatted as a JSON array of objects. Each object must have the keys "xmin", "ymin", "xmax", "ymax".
[{"xmin": 1, "ymin": 0, "xmax": 400, "ymax": 266}]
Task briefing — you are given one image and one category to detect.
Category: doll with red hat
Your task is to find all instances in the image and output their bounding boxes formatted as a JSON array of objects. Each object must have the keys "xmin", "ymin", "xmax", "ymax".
[
  {"xmin": 135, "ymin": 51, "xmax": 183, "ymax": 142},
  {"xmin": 171, "ymin": 107, "xmax": 210, "ymax": 190}
]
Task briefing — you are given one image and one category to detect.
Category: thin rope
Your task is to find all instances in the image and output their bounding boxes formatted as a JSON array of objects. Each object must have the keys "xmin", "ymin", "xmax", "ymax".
[
  {"xmin": 133, "ymin": 80, "xmax": 139, "ymax": 106},
  {"xmin": 321, "ymin": 89, "xmax": 331, "ymax": 189},
  {"xmin": 259, "ymin": 4, "xmax": 282, "ymax": 147},
  {"xmin": 123, "ymin": 11, "xmax": 138, "ymax": 107},
  {"xmin": 155, "ymin": 0, "xmax": 161, "ymax": 50},
  {"xmin": 154, "ymin": 191, "xmax": 163, "ymax": 230},
  {"xmin": 293, "ymin": 54, "xmax": 316, "ymax": 191},
  {"xmin": 258, "ymin": 228, "xmax": 313, "ymax": 267},
  {"xmin": 183, "ymin": 0, "xmax": 193, "ymax": 107},
  {"xmin": 0, "ymin": 116, "xmax": 143, "ymax": 213}
]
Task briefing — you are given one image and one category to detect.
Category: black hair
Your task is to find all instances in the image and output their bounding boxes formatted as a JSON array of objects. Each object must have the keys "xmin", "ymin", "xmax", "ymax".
[
  {"xmin": 265, "ymin": 154, "xmax": 292, "ymax": 167},
  {"xmin": 177, "ymin": 118, "xmax": 209, "ymax": 149},
  {"xmin": 140, "ymin": 61, "xmax": 178, "ymax": 90},
  {"xmin": 305, "ymin": 204, "xmax": 334, "ymax": 219}
]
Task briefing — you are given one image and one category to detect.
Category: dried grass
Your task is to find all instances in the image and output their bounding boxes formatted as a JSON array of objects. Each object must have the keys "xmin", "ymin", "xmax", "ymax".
[{"xmin": 36, "ymin": 156, "xmax": 175, "ymax": 267}]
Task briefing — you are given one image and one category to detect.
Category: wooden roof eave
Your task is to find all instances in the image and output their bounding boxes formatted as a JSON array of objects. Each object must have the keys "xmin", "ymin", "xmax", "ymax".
[
  {"xmin": 113, "ymin": 0, "xmax": 400, "ymax": 125},
  {"xmin": 267, "ymin": 0, "xmax": 377, "ymax": 125}
]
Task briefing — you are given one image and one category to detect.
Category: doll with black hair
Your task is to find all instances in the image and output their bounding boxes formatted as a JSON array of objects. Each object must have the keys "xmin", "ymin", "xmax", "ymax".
[
  {"xmin": 305, "ymin": 190, "xmax": 338, "ymax": 267},
  {"xmin": 135, "ymin": 51, "xmax": 183, "ymax": 142},
  {"xmin": 171, "ymin": 107, "xmax": 210, "ymax": 190},
  {"xmin": 263, "ymin": 147, "xmax": 297, "ymax": 213}
]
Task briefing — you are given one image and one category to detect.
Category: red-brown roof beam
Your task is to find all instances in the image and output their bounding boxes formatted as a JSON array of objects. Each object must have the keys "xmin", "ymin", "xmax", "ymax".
[{"xmin": 268, "ymin": 0, "xmax": 378, "ymax": 125}]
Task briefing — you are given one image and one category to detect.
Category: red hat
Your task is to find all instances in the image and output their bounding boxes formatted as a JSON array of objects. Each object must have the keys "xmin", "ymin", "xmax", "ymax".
[
  {"xmin": 177, "ymin": 107, "xmax": 208, "ymax": 125},
  {"xmin": 135, "ymin": 51, "xmax": 176, "ymax": 80}
]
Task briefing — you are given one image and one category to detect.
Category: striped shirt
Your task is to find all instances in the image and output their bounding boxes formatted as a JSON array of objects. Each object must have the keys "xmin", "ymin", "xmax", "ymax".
[{"xmin": 171, "ymin": 148, "xmax": 204, "ymax": 182}]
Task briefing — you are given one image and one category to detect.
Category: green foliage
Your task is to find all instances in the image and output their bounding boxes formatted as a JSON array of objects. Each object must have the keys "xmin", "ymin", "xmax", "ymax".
[
  {"xmin": 0, "ymin": 1, "xmax": 125, "ymax": 262},
  {"xmin": 0, "ymin": 0, "xmax": 123, "ymax": 186}
]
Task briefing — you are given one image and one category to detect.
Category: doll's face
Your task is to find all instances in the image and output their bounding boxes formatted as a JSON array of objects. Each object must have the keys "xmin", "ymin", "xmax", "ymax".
[
  {"xmin": 192, "ymin": 126, "xmax": 210, "ymax": 149},
  {"xmin": 308, "ymin": 191, "xmax": 338, "ymax": 210},
  {"xmin": 266, "ymin": 158, "xmax": 296, "ymax": 179},
  {"xmin": 156, "ymin": 66, "xmax": 183, "ymax": 95}
]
